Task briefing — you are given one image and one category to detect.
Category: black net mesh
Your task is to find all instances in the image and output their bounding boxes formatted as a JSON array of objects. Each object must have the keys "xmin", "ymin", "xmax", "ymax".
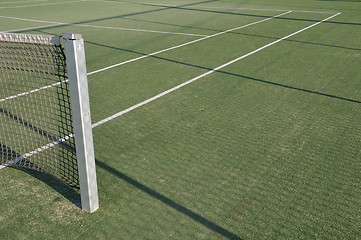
[{"xmin": 0, "ymin": 36, "xmax": 79, "ymax": 188}]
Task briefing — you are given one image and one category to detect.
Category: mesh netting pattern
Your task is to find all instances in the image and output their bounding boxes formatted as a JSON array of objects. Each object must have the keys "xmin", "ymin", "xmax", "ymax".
[{"xmin": 0, "ymin": 36, "xmax": 79, "ymax": 188}]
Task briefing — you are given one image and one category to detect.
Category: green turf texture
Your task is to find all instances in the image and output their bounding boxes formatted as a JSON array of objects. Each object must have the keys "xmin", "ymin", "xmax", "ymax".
[{"xmin": 0, "ymin": 0, "xmax": 360, "ymax": 239}]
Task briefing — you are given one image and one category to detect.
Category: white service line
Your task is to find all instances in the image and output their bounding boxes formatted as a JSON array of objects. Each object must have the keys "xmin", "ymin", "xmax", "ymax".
[
  {"xmin": 92, "ymin": 12, "xmax": 341, "ymax": 128},
  {"xmin": 87, "ymin": 10, "xmax": 292, "ymax": 75},
  {"xmin": 0, "ymin": 15, "xmax": 206, "ymax": 37},
  {"xmin": 0, "ymin": 0, "xmax": 85, "ymax": 9}
]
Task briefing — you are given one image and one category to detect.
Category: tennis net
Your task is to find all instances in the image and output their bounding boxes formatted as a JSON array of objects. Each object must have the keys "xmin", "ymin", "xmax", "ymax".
[
  {"xmin": 0, "ymin": 32, "xmax": 80, "ymax": 188},
  {"xmin": 1, "ymin": 32, "xmax": 99, "ymax": 212}
]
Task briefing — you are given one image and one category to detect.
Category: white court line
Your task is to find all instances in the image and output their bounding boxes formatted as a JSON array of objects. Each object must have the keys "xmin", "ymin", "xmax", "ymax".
[
  {"xmin": 92, "ymin": 12, "xmax": 341, "ymax": 128},
  {"xmin": 0, "ymin": 134, "xmax": 74, "ymax": 169},
  {"xmin": 84, "ymin": 0, "xmax": 177, "ymax": 6},
  {"xmin": 0, "ymin": 11, "xmax": 290, "ymax": 103},
  {"xmin": 85, "ymin": 0, "xmax": 339, "ymax": 14},
  {"xmin": 0, "ymin": 0, "xmax": 85, "ymax": 9},
  {"xmin": 0, "ymin": 15, "xmax": 59, "ymax": 24},
  {"xmin": 0, "ymin": 12, "xmax": 341, "ymax": 169},
  {"xmin": 0, "ymin": 165, "xmax": 8, "ymax": 170},
  {"xmin": 0, "ymin": 0, "xmax": 46, "ymax": 4},
  {"xmin": 0, "ymin": 80, "xmax": 67, "ymax": 103},
  {"xmin": 87, "ymin": 11, "xmax": 292, "ymax": 75},
  {"xmin": 73, "ymin": 23, "xmax": 207, "ymax": 37},
  {"xmin": 4, "ymin": 23, "xmax": 64, "ymax": 33},
  {"xmin": 0, "ymin": 15, "xmax": 207, "ymax": 37},
  {"xmin": 191, "ymin": 6, "xmax": 340, "ymax": 14}
]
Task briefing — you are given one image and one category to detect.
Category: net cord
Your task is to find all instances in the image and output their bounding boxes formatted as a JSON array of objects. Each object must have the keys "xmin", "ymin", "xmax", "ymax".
[{"xmin": 0, "ymin": 32, "xmax": 60, "ymax": 45}]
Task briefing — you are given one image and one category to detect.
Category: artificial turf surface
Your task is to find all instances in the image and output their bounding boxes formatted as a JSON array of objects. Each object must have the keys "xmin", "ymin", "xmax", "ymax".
[{"xmin": 0, "ymin": 0, "xmax": 360, "ymax": 239}]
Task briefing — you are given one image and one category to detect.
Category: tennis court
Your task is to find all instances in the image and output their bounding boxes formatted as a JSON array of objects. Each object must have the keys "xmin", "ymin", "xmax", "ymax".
[{"xmin": 0, "ymin": 0, "xmax": 360, "ymax": 239}]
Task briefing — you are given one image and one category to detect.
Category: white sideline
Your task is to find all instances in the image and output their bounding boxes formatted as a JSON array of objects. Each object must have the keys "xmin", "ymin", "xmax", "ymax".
[
  {"xmin": 87, "ymin": 10, "xmax": 292, "ymax": 75},
  {"xmin": 0, "ymin": 0, "xmax": 85, "ymax": 9},
  {"xmin": 71, "ymin": 23, "xmax": 207, "ymax": 37},
  {"xmin": 0, "ymin": 15, "xmax": 207, "ymax": 37},
  {"xmin": 0, "ymin": 0, "xmax": 46, "ymax": 4},
  {"xmin": 0, "ymin": 80, "xmax": 67, "ymax": 103},
  {"xmin": 4, "ymin": 24, "xmax": 64, "ymax": 34},
  {"xmin": 0, "ymin": 134, "xmax": 74, "ymax": 169},
  {"xmin": 0, "ymin": 11, "xmax": 290, "ymax": 103},
  {"xmin": 92, "ymin": 12, "xmax": 341, "ymax": 128},
  {"xmin": 84, "ymin": 0, "xmax": 177, "ymax": 6}
]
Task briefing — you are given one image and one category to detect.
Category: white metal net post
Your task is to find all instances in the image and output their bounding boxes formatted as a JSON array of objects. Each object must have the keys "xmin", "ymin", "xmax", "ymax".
[{"xmin": 63, "ymin": 32, "xmax": 99, "ymax": 213}]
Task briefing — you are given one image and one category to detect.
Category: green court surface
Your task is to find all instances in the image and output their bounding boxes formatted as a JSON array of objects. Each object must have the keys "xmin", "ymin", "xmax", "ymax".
[{"xmin": 0, "ymin": 0, "xmax": 360, "ymax": 239}]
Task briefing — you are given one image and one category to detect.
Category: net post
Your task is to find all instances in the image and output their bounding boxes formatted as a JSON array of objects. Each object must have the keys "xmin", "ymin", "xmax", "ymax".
[{"xmin": 62, "ymin": 32, "xmax": 99, "ymax": 213}]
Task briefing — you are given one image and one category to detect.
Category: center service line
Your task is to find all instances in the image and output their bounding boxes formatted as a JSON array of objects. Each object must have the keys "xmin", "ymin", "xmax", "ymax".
[{"xmin": 92, "ymin": 12, "xmax": 341, "ymax": 128}]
